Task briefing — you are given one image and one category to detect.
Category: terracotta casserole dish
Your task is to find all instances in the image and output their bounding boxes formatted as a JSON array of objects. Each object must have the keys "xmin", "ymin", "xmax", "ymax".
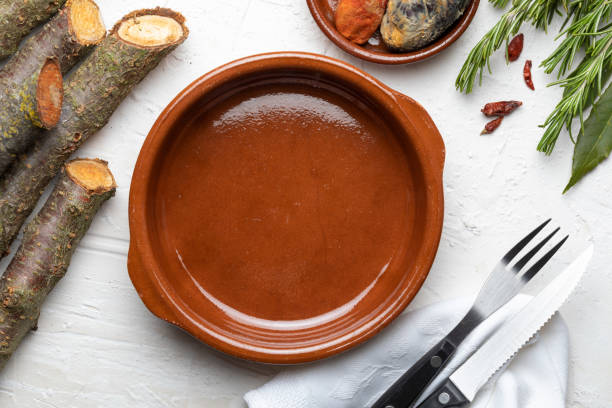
[{"xmin": 128, "ymin": 52, "xmax": 445, "ymax": 364}]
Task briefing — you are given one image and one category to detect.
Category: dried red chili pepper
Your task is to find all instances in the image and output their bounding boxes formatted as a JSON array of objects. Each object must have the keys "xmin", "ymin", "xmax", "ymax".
[
  {"xmin": 524, "ymin": 60, "xmax": 534, "ymax": 90},
  {"xmin": 481, "ymin": 117, "xmax": 503, "ymax": 135},
  {"xmin": 507, "ymin": 34, "xmax": 524, "ymax": 61},
  {"xmin": 481, "ymin": 100, "xmax": 522, "ymax": 117}
]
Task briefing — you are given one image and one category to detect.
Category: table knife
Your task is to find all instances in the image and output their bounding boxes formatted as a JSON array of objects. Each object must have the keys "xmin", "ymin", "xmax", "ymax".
[{"xmin": 415, "ymin": 245, "xmax": 592, "ymax": 408}]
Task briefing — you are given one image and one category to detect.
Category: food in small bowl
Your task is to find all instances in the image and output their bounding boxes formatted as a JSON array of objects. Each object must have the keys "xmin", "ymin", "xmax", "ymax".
[
  {"xmin": 335, "ymin": 0, "xmax": 388, "ymax": 44},
  {"xmin": 308, "ymin": 0, "xmax": 479, "ymax": 64},
  {"xmin": 380, "ymin": 0, "xmax": 470, "ymax": 51}
]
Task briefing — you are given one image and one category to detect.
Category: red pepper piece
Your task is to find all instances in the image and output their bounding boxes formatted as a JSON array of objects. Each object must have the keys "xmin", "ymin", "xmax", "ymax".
[
  {"xmin": 481, "ymin": 100, "xmax": 522, "ymax": 117},
  {"xmin": 507, "ymin": 34, "xmax": 524, "ymax": 62},
  {"xmin": 524, "ymin": 60, "xmax": 534, "ymax": 90},
  {"xmin": 481, "ymin": 117, "xmax": 503, "ymax": 135}
]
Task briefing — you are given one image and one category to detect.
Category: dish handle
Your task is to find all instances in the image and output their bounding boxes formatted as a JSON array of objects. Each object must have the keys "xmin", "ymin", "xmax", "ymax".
[
  {"xmin": 391, "ymin": 91, "xmax": 445, "ymax": 177},
  {"xmin": 127, "ymin": 245, "xmax": 179, "ymax": 325}
]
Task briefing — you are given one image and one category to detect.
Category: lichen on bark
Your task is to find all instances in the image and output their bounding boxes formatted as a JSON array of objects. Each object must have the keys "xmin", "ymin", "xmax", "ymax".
[
  {"xmin": 0, "ymin": 0, "xmax": 67, "ymax": 60},
  {"xmin": 0, "ymin": 58, "xmax": 63, "ymax": 175},
  {"xmin": 0, "ymin": 0, "xmax": 105, "ymax": 97}
]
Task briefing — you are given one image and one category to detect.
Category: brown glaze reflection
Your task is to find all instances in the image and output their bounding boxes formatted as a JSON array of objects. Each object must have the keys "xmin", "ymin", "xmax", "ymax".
[{"xmin": 157, "ymin": 83, "xmax": 412, "ymax": 322}]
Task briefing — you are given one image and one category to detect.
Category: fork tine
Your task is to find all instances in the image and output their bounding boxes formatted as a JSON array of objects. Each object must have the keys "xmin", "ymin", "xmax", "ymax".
[
  {"xmin": 512, "ymin": 227, "xmax": 560, "ymax": 272},
  {"xmin": 502, "ymin": 219, "xmax": 552, "ymax": 264},
  {"xmin": 521, "ymin": 235, "xmax": 569, "ymax": 283}
]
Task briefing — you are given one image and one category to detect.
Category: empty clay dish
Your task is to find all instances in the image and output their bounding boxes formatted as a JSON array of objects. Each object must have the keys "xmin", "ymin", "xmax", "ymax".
[
  {"xmin": 307, "ymin": 0, "xmax": 480, "ymax": 64},
  {"xmin": 128, "ymin": 52, "xmax": 445, "ymax": 363}
]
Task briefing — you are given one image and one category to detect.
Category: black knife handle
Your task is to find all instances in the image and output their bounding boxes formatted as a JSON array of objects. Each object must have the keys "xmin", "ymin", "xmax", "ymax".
[
  {"xmin": 370, "ymin": 338, "xmax": 456, "ymax": 408},
  {"xmin": 416, "ymin": 380, "xmax": 469, "ymax": 408}
]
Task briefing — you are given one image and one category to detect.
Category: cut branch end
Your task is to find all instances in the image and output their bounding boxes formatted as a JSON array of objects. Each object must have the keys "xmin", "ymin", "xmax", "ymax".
[
  {"xmin": 36, "ymin": 58, "xmax": 64, "ymax": 129},
  {"xmin": 113, "ymin": 8, "xmax": 188, "ymax": 48},
  {"xmin": 68, "ymin": 0, "xmax": 106, "ymax": 45},
  {"xmin": 65, "ymin": 158, "xmax": 116, "ymax": 193}
]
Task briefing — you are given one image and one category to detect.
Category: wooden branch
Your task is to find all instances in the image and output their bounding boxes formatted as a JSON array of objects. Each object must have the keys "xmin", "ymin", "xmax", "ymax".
[
  {"xmin": 0, "ymin": 0, "xmax": 67, "ymax": 60},
  {"xmin": 0, "ymin": 8, "xmax": 188, "ymax": 257},
  {"xmin": 0, "ymin": 0, "xmax": 105, "ymax": 93},
  {"xmin": 0, "ymin": 58, "xmax": 63, "ymax": 175},
  {"xmin": 0, "ymin": 159, "xmax": 116, "ymax": 369}
]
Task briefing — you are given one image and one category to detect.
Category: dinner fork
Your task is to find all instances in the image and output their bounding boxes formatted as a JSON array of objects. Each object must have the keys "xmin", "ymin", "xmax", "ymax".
[{"xmin": 371, "ymin": 219, "xmax": 568, "ymax": 408}]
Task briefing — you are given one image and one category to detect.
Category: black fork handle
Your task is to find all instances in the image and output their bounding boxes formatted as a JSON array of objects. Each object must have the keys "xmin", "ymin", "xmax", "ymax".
[
  {"xmin": 370, "ymin": 308, "xmax": 482, "ymax": 408},
  {"xmin": 370, "ymin": 338, "xmax": 456, "ymax": 408}
]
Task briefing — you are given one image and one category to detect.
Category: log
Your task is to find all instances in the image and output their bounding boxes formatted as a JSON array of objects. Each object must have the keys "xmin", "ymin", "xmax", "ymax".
[
  {"xmin": 0, "ymin": 158, "xmax": 115, "ymax": 369},
  {"xmin": 0, "ymin": 0, "xmax": 103, "ymax": 176},
  {"xmin": 0, "ymin": 0, "xmax": 105, "ymax": 93},
  {"xmin": 0, "ymin": 58, "xmax": 63, "ymax": 175},
  {"xmin": 0, "ymin": 0, "xmax": 66, "ymax": 60},
  {"xmin": 0, "ymin": 8, "xmax": 188, "ymax": 256}
]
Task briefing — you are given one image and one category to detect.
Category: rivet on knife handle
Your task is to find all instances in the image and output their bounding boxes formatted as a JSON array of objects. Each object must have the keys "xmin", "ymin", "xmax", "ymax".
[
  {"xmin": 416, "ymin": 379, "xmax": 469, "ymax": 408},
  {"xmin": 371, "ymin": 338, "xmax": 457, "ymax": 408}
]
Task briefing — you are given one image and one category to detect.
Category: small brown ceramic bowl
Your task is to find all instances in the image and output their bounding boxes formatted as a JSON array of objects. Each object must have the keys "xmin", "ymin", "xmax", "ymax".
[
  {"xmin": 128, "ymin": 52, "xmax": 445, "ymax": 364},
  {"xmin": 307, "ymin": 0, "xmax": 480, "ymax": 64}
]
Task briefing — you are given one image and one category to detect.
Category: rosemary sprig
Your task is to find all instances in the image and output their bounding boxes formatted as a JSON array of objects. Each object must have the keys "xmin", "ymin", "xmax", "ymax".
[
  {"xmin": 490, "ymin": 0, "xmax": 511, "ymax": 8},
  {"xmin": 457, "ymin": 0, "xmax": 612, "ymax": 189},
  {"xmin": 538, "ymin": 32, "xmax": 612, "ymax": 154},
  {"xmin": 541, "ymin": 0, "xmax": 612, "ymax": 78},
  {"xmin": 455, "ymin": 0, "xmax": 561, "ymax": 93}
]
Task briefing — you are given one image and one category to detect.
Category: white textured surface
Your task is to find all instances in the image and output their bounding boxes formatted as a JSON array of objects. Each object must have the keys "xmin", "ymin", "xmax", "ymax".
[{"xmin": 0, "ymin": 0, "xmax": 610, "ymax": 406}]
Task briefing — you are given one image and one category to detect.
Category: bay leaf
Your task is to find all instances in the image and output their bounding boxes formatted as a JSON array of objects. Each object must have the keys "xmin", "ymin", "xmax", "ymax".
[{"xmin": 564, "ymin": 80, "xmax": 612, "ymax": 192}]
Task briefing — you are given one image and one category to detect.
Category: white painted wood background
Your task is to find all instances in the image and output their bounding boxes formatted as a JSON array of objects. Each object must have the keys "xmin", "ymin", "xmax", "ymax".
[{"xmin": 0, "ymin": 0, "xmax": 610, "ymax": 406}]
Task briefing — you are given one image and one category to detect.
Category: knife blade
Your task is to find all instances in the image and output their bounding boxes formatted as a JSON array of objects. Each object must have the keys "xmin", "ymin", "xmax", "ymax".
[{"xmin": 415, "ymin": 245, "xmax": 593, "ymax": 408}]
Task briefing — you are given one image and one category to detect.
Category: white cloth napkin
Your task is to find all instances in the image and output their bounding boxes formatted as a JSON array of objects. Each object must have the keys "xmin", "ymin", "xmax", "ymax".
[{"xmin": 244, "ymin": 295, "xmax": 569, "ymax": 408}]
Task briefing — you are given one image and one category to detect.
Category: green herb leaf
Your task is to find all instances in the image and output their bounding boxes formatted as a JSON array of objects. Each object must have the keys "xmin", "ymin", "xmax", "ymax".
[
  {"xmin": 489, "ymin": 0, "xmax": 511, "ymax": 8},
  {"xmin": 538, "ymin": 33, "xmax": 612, "ymax": 154},
  {"xmin": 455, "ymin": 0, "xmax": 562, "ymax": 94},
  {"xmin": 563, "ymin": 62, "xmax": 612, "ymax": 111},
  {"xmin": 564, "ymin": 80, "xmax": 612, "ymax": 192}
]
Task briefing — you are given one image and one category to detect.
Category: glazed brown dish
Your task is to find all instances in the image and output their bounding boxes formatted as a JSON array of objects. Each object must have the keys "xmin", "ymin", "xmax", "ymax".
[
  {"xmin": 307, "ymin": 0, "xmax": 480, "ymax": 64},
  {"xmin": 128, "ymin": 52, "xmax": 445, "ymax": 363}
]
